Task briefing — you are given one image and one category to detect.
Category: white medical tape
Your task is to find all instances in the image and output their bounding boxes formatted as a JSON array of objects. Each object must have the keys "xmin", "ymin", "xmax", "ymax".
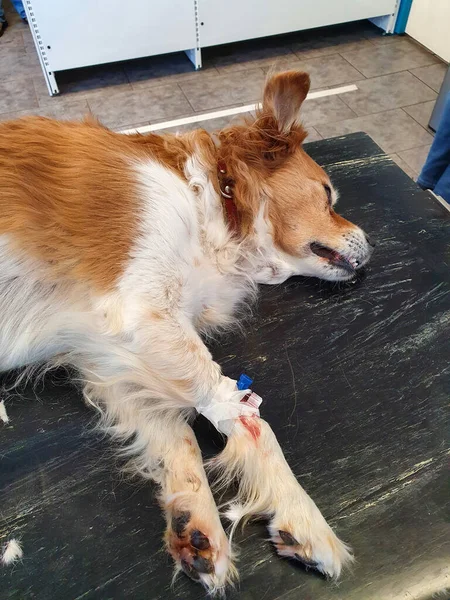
[{"xmin": 196, "ymin": 377, "xmax": 262, "ymax": 436}]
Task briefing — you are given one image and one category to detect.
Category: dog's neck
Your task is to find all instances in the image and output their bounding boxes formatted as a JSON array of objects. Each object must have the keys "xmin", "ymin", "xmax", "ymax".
[{"xmin": 217, "ymin": 160, "xmax": 240, "ymax": 233}]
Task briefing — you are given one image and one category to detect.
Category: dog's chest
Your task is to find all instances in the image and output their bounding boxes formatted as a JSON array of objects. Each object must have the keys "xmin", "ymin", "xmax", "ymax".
[{"xmin": 184, "ymin": 257, "xmax": 248, "ymax": 331}]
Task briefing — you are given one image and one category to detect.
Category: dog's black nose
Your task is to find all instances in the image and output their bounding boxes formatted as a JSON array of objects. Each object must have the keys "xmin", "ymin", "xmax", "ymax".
[{"xmin": 365, "ymin": 233, "xmax": 376, "ymax": 247}]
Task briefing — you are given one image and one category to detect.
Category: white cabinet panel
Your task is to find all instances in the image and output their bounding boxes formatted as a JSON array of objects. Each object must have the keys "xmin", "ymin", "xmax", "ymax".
[
  {"xmin": 406, "ymin": 0, "xmax": 450, "ymax": 63},
  {"xmin": 199, "ymin": 0, "xmax": 397, "ymax": 47},
  {"xmin": 28, "ymin": 0, "xmax": 198, "ymax": 71}
]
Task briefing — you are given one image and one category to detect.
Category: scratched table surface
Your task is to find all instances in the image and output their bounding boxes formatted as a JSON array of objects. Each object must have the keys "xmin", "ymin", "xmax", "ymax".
[{"xmin": 1, "ymin": 133, "xmax": 449, "ymax": 600}]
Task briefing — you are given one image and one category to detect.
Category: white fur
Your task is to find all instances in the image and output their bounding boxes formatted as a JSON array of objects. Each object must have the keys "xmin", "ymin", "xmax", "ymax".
[
  {"xmin": 1, "ymin": 539, "xmax": 23, "ymax": 566},
  {"xmin": 0, "ymin": 400, "xmax": 8, "ymax": 424},
  {"xmin": 0, "ymin": 148, "xmax": 354, "ymax": 592}
]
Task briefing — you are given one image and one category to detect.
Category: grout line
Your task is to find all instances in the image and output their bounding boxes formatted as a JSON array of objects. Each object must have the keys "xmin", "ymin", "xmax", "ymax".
[
  {"xmin": 397, "ymin": 141, "xmax": 432, "ymax": 153},
  {"xmin": 120, "ymin": 84, "xmax": 358, "ymax": 134},
  {"xmin": 333, "ymin": 99, "xmax": 436, "ymax": 123},
  {"xmin": 401, "ymin": 104, "xmax": 435, "ymax": 130},
  {"xmin": 337, "ymin": 53, "xmax": 367, "ymax": 80},
  {"xmin": 176, "ymin": 82, "xmax": 196, "ymax": 113},
  {"xmin": 292, "ymin": 48, "xmax": 337, "ymax": 61},
  {"xmin": 407, "ymin": 69, "xmax": 442, "ymax": 95},
  {"xmin": 399, "ymin": 107, "xmax": 435, "ymax": 139},
  {"xmin": 334, "ymin": 87, "xmax": 361, "ymax": 118}
]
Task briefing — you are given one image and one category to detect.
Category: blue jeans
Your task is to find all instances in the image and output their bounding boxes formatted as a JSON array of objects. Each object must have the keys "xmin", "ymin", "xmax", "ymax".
[
  {"xmin": 417, "ymin": 93, "xmax": 450, "ymax": 203},
  {"xmin": 0, "ymin": 0, "xmax": 26, "ymax": 22}
]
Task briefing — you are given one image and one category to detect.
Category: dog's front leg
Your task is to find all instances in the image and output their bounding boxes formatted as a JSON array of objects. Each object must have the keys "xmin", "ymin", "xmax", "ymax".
[
  {"xmin": 153, "ymin": 414, "xmax": 234, "ymax": 592},
  {"xmin": 98, "ymin": 397, "xmax": 233, "ymax": 592},
  {"xmin": 75, "ymin": 317, "xmax": 240, "ymax": 592},
  {"xmin": 210, "ymin": 416, "xmax": 353, "ymax": 578},
  {"xmin": 126, "ymin": 318, "xmax": 352, "ymax": 579}
]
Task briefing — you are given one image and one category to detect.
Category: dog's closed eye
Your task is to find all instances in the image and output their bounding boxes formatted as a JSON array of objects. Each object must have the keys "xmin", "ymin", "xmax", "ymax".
[{"xmin": 324, "ymin": 184, "xmax": 332, "ymax": 206}]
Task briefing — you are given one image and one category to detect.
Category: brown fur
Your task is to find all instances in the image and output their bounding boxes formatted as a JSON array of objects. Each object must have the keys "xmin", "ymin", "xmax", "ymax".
[
  {"xmin": 0, "ymin": 70, "xmax": 357, "ymax": 293},
  {"xmin": 217, "ymin": 73, "xmax": 310, "ymax": 236},
  {"xmin": 267, "ymin": 150, "xmax": 358, "ymax": 255},
  {"xmin": 0, "ymin": 71, "xmax": 360, "ymax": 589},
  {"xmin": 0, "ymin": 117, "xmax": 216, "ymax": 292}
]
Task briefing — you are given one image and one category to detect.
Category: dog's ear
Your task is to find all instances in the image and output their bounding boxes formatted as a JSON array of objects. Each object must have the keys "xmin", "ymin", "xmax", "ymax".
[{"xmin": 262, "ymin": 71, "xmax": 310, "ymax": 133}]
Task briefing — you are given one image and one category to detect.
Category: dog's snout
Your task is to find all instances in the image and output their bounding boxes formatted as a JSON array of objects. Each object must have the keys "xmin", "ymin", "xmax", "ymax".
[{"xmin": 364, "ymin": 232, "xmax": 376, "ymax": 248}]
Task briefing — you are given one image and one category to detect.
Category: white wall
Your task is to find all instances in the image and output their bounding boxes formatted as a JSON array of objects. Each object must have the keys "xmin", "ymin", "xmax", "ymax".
[{"xmin": 406, "ymin": 0, "xmax": 450, "ymax": 62}]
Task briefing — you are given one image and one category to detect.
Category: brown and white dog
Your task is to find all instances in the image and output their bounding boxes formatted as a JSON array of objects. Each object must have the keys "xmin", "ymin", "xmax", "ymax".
[{"xmin": 0, "ymin": 71, "xmax": 373, "ymax": 593}]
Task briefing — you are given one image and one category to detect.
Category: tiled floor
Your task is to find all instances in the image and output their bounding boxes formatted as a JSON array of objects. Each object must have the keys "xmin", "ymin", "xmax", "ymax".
[{"xmin": 1, "ymin": 0, "xmax": 448, "ymax": 179}]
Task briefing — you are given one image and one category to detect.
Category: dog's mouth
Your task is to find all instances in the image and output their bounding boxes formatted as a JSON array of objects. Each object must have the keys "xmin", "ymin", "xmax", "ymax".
[{"xmin": 310, "ymin": 242, "xmax": 360, "ymax": 274}]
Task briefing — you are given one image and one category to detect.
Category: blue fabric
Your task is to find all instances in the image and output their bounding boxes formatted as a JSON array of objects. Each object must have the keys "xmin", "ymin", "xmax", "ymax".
[
  {"xmin": 417, "ymin": 93, "xmax": 450, "ymax": 203},
  {"xmin": 0, "ymin": 0, "xmax": 5, "ymax": 23},
  {"xmin": 12, "ymin": 0, "xmax": 26, "ymax": 20}
]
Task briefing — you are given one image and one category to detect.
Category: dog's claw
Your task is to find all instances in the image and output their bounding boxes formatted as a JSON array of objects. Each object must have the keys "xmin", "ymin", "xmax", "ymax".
[
  {"xmin": 269, "ymin": 518, "xmax": 353, "ymax": 579},
  {"xmin": 181, "ymin": 558, "xmax": 201, "ymax": 581},
  {"xmin": 192, "ymin": 554, "xmax": 215, "ymax": 574},
  {"xmin": 295, "ymin": 553, "xmax": 318, "ymax": 568},
  {"xmin": 279, "ymin": 530, "xmax": 299, "ymax": 546}
]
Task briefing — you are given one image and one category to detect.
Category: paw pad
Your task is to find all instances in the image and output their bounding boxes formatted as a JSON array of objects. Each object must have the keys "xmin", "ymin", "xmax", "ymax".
[{"xmin": 168, "ymin": 511, "xmax": 215, "ymax": 581}]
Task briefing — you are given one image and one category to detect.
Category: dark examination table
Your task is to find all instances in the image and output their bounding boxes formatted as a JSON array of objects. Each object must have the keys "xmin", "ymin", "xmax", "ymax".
[{"xmin": 1, "ymin": 133, "xmax": 449, "ymax": 600}]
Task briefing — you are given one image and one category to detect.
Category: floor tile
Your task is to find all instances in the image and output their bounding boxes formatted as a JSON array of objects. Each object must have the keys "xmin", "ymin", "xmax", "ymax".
[
  {"xmin": 342, "ymin": 39, "xmax": 439, "ymax": 78},
  {"xmin": 36, "ymin": 99, "xmax": 91, "ymax": 121},
  {"xmin": 409, "ymin": 63, "xmax": 447, "ymax": 93},
  {"xmin": 403, "ymin": 101, "xmax": 436, "ymax": 129},
  {"xmin": 113, "ymin": 121, "xmax": 151, "ymax": 133},
  {"xmin": 33, "ymin": 74, "xmax": 131, "ymax": 107},
  {"xmin": 293, "ymin": 39, "xmax": 374, "ymax": 60},
  {"xmin": 363, "ymin": 30, "xmax": 404, "ymax": 45},
  {"xmin": 344, "ymin": 21, "xmax": 401, "ymax": 44},
  {"xmin": 179, "ymin": 68, "xmax": 266, "ymax": 112},
  {"xmin": 32, "ymin": 76, "xmax": 88, "ymax": 110},
  {"xmin": 206, "ymin": 38, "xmax": 296, "ymax": 73},
  {"xmin": 0, "ymin": 110, "xmax": 40, "ymax": 123},
  {"xmin": 0, "ymin": 25, "xmax": 24, "ymax": 48},
  {"xmin": 32, "ymin": 65, "xmax": 130, "ymax": 106},
  {"xmin": 389, "ymin": 153, "xmax": 418, "ymax": 179},
  {"xmin": 290, "ymin": 20, "xmax": 371, "ymax": 53},
  {"xmin": 0, "ymin": 77, "xmax": 38, "ymax": 113},
  {"xmin": 86, "ymin": 83, "xmax": 194, "ymax": 129},
  {"xmin": 289, "ymin": 22, "xmax": 377, "ymax": 59},
  {"xmin": 0, "ymin": 46, "xmax": 41, "ymax": 81},
  {"xmin": 340, "ymin": 71, "xmax": 437, "ymax": 116},
  {"xmin": 397, "ymin": 144, "xmax": 431, "ymax": 175},
  {"xmin": 316, "ymin": 108, "xmax": 434, "ymax": 153},
  {"xmin": 125, "ymin": 52, "xmax": 220, "ymax": 89},
  {"xmin": 56, "ymin": 63, "xmax": 130, "ymax": 95},
  {"xmin": 304, "ymin": 126, "xmax": 323, "ymax": 142},
  {"xmin": 262, "ymin": 54, "xmax": 364, "ymax": 89},
  {"xmin": 0, "ymin": 98, "xmax": 90, "ymax": 122},
  {"xmin": 21, "ymin": 25, "xmax": 34, "ymax": 44},
  {"xmin": 299, "ymin": 94, "xmax": 357, "ymax": 126}
]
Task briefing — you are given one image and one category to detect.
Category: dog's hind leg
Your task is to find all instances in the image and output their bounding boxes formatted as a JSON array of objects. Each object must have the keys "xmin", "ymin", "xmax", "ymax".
[{"xmin": 209, "ymin": 417, "xmax": 353, "ymax": 579}]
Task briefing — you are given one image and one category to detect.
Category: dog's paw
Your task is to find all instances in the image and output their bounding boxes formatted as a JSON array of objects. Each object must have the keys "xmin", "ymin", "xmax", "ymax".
[
  {"xmin": 166, "ymin": 508, "xmax": 233, "ymax": 594},
  {"xmin": 268, "ymin": 499, "xmax": 353, "ymax": 579}
]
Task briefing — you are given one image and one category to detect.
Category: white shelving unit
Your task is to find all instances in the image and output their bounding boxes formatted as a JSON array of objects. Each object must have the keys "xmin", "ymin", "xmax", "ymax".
[{"xmin": 24, "ymin": 0, "xmax": 399, "ymax": 96}]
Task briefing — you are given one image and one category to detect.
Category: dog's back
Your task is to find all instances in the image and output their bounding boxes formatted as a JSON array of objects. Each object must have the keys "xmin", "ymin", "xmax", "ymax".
[{"xmin": 0, "ymin": 117, "xmax": 142, "ymax": 289}]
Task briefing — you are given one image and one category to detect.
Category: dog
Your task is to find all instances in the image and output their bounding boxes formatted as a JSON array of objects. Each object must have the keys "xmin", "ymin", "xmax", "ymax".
[{"xmin": 0, "ymin": 70, "xmax": 373, "ymax": 593}]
